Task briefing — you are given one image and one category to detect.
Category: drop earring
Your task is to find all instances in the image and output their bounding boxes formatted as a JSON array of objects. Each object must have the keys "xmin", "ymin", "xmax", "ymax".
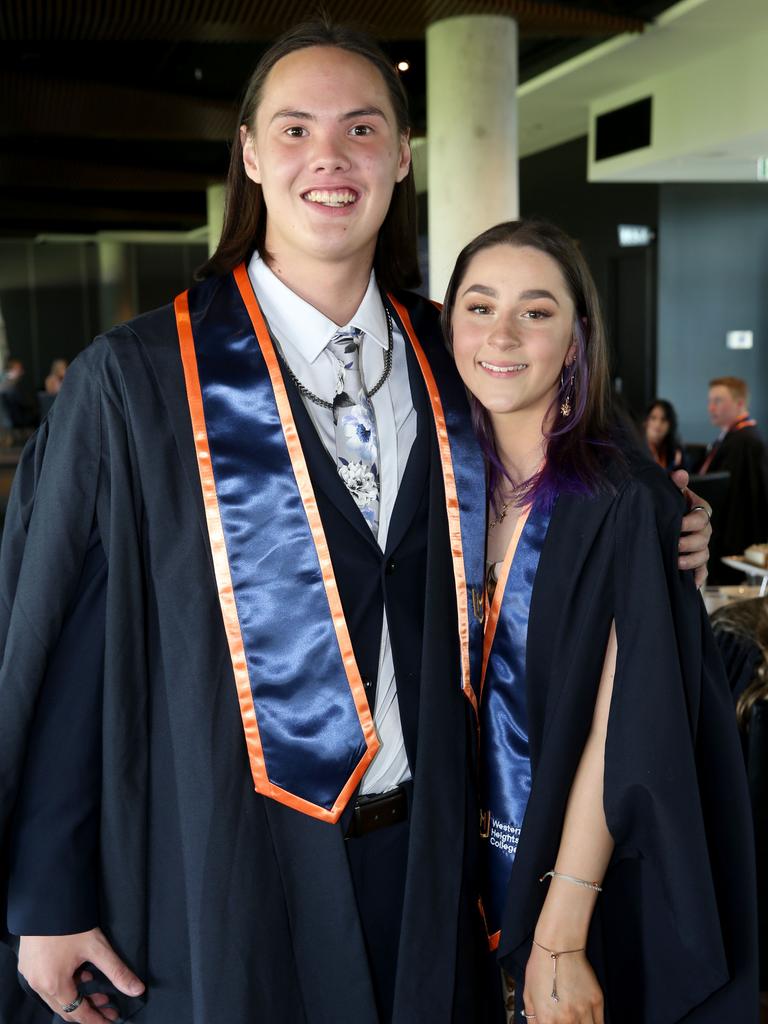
[{"xmin": 560, "ymin": 364, "xmax": 575, "ymax": 417}]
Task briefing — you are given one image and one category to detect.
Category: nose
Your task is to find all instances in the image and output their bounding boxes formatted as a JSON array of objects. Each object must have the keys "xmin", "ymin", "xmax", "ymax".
[
  {"xmin": 487, "ymin": 316, "xmax": 520, "ymax": 351},
  {"xmin": 309, "ymin": 130, "xmax": 352, "ymax": 174}
]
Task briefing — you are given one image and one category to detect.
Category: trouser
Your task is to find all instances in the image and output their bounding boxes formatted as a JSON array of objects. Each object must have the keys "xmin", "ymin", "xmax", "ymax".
[{"xmin": 345, "ymin": 784, "xmax": 412, "ymax": 1023}]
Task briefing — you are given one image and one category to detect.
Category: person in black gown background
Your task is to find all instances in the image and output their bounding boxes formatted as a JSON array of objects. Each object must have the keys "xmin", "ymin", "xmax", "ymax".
[
  {"xmin": 442, "ymin": 220, "xmax": 758, "ymax": 1023},
  {"xmin": 698, "ymin": 376, "xmax": 768, "ymax": 585}
]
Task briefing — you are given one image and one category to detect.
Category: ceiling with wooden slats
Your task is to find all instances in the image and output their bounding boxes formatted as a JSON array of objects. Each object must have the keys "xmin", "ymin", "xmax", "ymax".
[
  {"xmin": 0, "ymin": 1, "xmax": 647, "ymax": 41},
  {"xmin": 1, "ymin": 0, "xmax": 679, "ymax": 236}
]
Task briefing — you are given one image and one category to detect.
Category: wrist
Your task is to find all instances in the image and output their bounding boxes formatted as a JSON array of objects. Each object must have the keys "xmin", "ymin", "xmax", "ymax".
[{"xmin": 535, "ymin": 889, "xmax": 596, "ymax": 948}]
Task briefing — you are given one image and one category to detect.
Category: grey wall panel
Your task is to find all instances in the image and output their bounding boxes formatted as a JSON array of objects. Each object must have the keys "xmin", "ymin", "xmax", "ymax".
[{"xmin": 657, "ymin": 184, "xmax": 768, "ymax": 445}]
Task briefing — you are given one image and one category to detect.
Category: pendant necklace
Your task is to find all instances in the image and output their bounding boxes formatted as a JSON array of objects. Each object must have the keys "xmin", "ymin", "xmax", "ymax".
[{"xmin": 489, "ymin": 487, "xmax": 518, "ymax": 529}]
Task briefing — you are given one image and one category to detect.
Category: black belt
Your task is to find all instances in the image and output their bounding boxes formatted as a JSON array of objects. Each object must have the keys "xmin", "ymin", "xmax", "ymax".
[{"xmin": 345, "ymin": 785, "xmax": 409, "ymax": 839}]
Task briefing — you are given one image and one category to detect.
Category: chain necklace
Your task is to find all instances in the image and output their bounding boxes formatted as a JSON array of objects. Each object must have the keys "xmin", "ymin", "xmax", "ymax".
[
  {"xmin": 489, "ymin": 486, "xmax": 520, "ymax": 529},
  {"xmin": 278, "ymin": 302, "xmax": 394, "ymax": 411},
  {"xmin": 489, "ymin": 502, "xmax": 509, "ymax": 529}
]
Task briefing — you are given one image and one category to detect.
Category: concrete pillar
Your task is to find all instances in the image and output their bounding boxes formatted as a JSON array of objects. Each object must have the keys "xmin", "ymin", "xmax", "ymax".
[
  {"xmin": 207, "ymin": 183, "xmax": 226, "ymax": 257},
  {"xmin": 427, "ymin": 15, "xmax": 519, "ymax": 300},
  {"xmin": 97, "ymin": 241, "xmax": 135, "ymax": 331}
]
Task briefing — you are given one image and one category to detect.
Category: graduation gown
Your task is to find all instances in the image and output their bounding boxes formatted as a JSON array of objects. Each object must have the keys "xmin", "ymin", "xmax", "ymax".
[
  {"xmin": 704, "ymin": 423, "xmax": 768, "ymax": 584},
  {"xmin": 0, "ymin": 280, "xmax": 490, "ymax": 1023},
  {"xmin": 494, "ymin": 458, "xmax": 758, "ymax": 1023}
]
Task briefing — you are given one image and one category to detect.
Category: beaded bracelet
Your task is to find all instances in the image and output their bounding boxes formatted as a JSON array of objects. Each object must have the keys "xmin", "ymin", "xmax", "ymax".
[{"xmin": 539, "ymin": 869, "xmax": 602, "ymax": 892}]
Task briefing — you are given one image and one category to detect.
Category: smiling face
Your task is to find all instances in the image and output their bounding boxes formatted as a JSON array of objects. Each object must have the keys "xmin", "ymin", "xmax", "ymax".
[
  {"xmin": 451, "ymin": 244, "xmax": 577, "ymax": 428},
  {"xmin": 241, "ymin": 46, "xmax": 411, "ymax": 272}
]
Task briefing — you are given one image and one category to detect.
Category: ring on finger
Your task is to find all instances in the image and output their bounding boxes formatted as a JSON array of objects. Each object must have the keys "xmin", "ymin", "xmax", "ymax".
[
  {"xmin": 59, "ymin": 992, "xmax": 84, "ymax": 1013},
  {"xmin": 689, "ymin": 504, "xmax": 712, "ymax": 523}
]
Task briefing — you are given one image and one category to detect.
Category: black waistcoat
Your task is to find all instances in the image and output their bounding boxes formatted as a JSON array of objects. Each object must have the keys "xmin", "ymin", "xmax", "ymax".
[{"xmin": 282, "ymin": 334, "xmax": 431, "ymax": 770}]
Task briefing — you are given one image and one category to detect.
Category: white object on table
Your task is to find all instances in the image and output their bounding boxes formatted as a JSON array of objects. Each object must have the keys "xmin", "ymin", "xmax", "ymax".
[
  {"xmin": 720, "ymin": 556, "xmax": 768, "ymax": 597},
  {"xmin": 703, "ymin": 584, "xmax": 763, "ymax": 615}
]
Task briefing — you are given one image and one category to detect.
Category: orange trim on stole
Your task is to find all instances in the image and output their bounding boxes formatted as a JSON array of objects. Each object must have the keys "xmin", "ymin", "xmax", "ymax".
[
  {"xmin": 175, "ymin": 276, "xmax": 378, "ymax": 825},
  {"xmin": 480, "ymin": 507, "xmax": 532, "ymax": 700},
  {"xmin": 478, "ymin": 898, "xmax": 501, "ymax": 951},
  {"xmin": 388, "ymin": 294, "xmax": 477, "ymax": 717}
]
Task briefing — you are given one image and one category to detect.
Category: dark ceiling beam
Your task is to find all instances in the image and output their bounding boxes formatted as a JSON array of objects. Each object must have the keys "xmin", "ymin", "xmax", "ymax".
[
  {"xmin": 0, "ymin": 72, "xmax": 236, "ymax": 141},
  {"xmin": 0, "ymin": 155, "xmax": 222, "ymax": 192},
  {"xmin": 0, "ymin": 0, "xmax": 645, "ymax": 42}
]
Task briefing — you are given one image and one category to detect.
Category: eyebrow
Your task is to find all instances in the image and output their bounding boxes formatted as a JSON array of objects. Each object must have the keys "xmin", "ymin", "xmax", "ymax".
[
  {"xmin": 460, "ymin": 284, "xmax": 560, "ymax": 305},
  {"xmin": 519, "ymin": 288, "xmax": 559, "ymax": 305},
  {"xmin": 461, "ymin": 283, "xmax": 497, "ymax": 298},
  {"xmin": 270, "ymin": 106, "xmax": 389, "ymax": 124}
]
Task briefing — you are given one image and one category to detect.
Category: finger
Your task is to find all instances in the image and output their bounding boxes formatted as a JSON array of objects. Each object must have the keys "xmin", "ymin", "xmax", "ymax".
[
  {"xmin": 678, "ymin": 548, "xmax": 708, "ymax": 573},
  {"xmin": 678, "ymin": 528, "xmax": 710, "ymax": 554},
  {"xmin": 521, "ymin": 995, "xmax": 537, "ymax": 1022},
  {"xmin": 72, "ymin": 968, "xmax": 119, "ymax": 1021},
  {"xmin": 679, "ymin": 507, "xmax": 711, "ymax": 540},
  {"xmin": 47, "ymin": 990, "xmax": 108, "ymax": 1024},
  {"xmin": 90, "ymin": 941, "xmax": 144, "ymax": 997},
  {"xmin": 670, "ymin": 468, "xmax": 689, "ymax": 492},
  {"xmin": 89, "ymin": 992, "xmax": 113, "ymax": 1009}
]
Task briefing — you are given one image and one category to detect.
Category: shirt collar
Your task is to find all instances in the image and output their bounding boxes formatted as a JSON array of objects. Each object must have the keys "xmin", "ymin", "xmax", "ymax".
[{"xmin": 247, "ymin": 252, "xmax": 388, "ymax": 364}]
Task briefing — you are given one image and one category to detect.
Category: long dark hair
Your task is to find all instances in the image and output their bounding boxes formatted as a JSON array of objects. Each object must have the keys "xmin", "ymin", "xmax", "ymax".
[
  {"xmin": 644, "ymin": 398, "xmax": 682, "ymax": 468},
  {"xmin": 198, "ymin": 19, "xmax": 420, "ymax": 290},
  {"xmin": 441, "ymin": 219, "xmax": 616, "ymax": 512}
]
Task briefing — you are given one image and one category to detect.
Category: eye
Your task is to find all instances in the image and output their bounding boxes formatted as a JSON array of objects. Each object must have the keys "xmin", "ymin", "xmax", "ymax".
[
  {"xmin": 349, "ymin": 124, "xmax": 374, "ymax": 136},
  {"xmin": 284, "ymin": 126, "xmax": 308, "ymax": 138},
  {"xmin": 467, "ymin": 303, "xmax": 492, "ymax": 315},
  {"xmin": 521, "ymin": 308, "xmax": 551, "ymax": 320}
]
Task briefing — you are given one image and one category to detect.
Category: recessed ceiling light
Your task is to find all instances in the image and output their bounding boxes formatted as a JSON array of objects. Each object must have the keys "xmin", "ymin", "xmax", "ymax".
[{"xmin": 397, "ymin": 61, "xmax": 410, "ymax": 72}]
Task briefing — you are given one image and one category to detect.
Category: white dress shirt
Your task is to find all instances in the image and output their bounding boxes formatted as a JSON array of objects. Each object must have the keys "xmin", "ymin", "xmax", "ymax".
[{"xmin": 248, "ymin": 252, "xmax": 414, "ymax": 794}]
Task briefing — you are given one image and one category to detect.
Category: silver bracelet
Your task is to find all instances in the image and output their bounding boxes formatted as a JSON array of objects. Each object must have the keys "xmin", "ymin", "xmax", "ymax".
[{"xmin": 539, "ymin": 869, "xmax": 602, "ymax": 892}]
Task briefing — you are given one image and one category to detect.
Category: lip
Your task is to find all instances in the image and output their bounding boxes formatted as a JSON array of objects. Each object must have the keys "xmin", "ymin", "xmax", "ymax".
[{"xmin": 300, "ymin": 184, "xmax": 361, "ymax": 215}]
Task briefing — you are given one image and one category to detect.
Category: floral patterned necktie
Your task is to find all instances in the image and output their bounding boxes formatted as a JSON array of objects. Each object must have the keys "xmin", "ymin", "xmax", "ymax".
[{"xmin": 329, "ymin": 328, "xmax": 379, "ymax": 536}]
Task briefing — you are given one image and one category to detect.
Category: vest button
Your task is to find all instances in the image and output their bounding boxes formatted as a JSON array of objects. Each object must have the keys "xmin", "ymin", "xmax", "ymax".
[
  {"xmin": 363, "ymin": 677, "xmax": 374, "ymax": 690},
  {"xmin": 385, "ymin": 559, "xmax": 396, "ymax": 575}
]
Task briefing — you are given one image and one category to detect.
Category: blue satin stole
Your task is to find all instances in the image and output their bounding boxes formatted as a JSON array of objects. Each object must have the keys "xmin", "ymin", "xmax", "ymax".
[
  {"xmin": 388, "ymin": 295, "xmax": 486, "ymax": 716},
  {"xmin": 174, "ymin": 270, "xmax": 486, "ymax": 823},
  {"xmin": 479, "ymin": 499, "xmax": 553, "ymax": 946}
]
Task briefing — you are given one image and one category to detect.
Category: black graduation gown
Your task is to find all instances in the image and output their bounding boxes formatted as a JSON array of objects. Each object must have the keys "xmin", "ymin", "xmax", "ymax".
[
  {"xmin": 0, "ymin": 288, "xmax": 487, "ymax": 1023},
  {"xmin": 705, "ymin": 425, "xmax": 768, "ymax": 584},
  {"xmin": 495, "ymin": 458, "xmax": 758, "ymax": 1023}
]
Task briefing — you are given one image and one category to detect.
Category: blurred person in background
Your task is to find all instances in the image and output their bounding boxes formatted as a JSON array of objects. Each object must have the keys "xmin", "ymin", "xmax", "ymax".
[
  {"xmin": 0, "ymin": 357, "xmax": 36, "ymax": 430},
  {"xmin": 44, "ymin": 359, "xmax": 68, "ymax": 396},
  {"xmin": 643, "ymin": 398, "xmax": 684, "ymax": 470},
  {"xmin": 699, "ymin": 377, "xmax": 768, "ymax": 584}
]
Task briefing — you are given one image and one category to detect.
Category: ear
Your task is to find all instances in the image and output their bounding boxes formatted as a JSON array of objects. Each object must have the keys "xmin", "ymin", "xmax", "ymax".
[
  {"xmin": 565, "ymin": 340, "xmax": 578, "ymax": 368},
  {"xmin": 395, "ymin": 130, "xmax": 411, "ymax": 184},
  {"xmin": 241, "ymin": 125, "xmax": 262, "ymax": 185}
]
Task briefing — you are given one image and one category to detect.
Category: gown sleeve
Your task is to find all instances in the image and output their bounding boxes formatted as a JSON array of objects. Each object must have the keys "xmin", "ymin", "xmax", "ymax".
[
  {"xmin": 604, "ymin": 465, "xmax": 758, "ymax": 1022},
  {"xmin": 6, "ymin": 524, "xmax": 106, "ymax": 936},
  {"xmin": 0, "ymin": 345, "xmax": 110, "ymax": 1010}
]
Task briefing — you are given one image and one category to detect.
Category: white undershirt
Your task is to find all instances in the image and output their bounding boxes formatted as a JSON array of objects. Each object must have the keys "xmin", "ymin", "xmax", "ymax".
[{"xmin": 248, "ymin": 252, "xmax": 414, "ymax": 794}]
